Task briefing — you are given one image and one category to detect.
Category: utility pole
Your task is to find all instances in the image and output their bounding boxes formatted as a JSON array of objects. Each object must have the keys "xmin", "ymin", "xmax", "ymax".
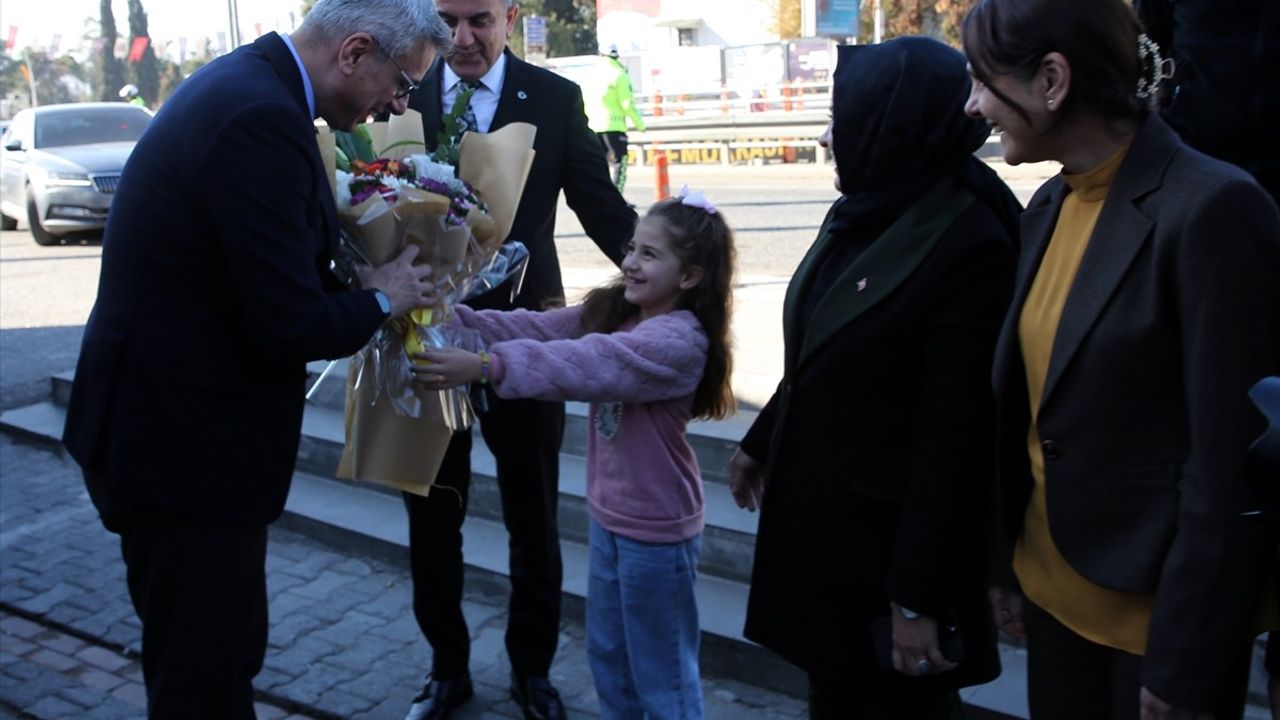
[
  {"xmin": 226, "ymin": 0, "xmax": 242, "ymax": 49},
  {"xmin": 874, "ymin": 0, "xmax": 884, "ymax": 43}
]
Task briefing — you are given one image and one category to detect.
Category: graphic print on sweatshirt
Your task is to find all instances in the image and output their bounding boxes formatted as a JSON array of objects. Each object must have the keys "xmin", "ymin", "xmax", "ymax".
[{"xmin": 594, "ymin": 401, "xmax": 623, "ymax": 439}]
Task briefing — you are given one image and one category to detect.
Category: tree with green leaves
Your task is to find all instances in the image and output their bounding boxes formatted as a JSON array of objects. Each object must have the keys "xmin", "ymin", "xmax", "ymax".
[
  {"xmin": 8, "ymin": 51, "xmax": 91, "ymax": 106},
  {"xmin": 95, "ymin": 0, "xmax": 125, "ymax": 102},
  {"xmin": 510, "ymin": 0, "xmax": 598, "ymax": 59},
  {"xmin": 126, "ymin": 0, "xmax": 159, "ymax": 109},
  {"xmin": 761, "ymin": 0, "xmax": 803, "ymax": 39},
  {"xmin": 0, "ymin": 55, "xmax": 25, "ymax": 105},
  {"xmin": 870, "ymin": 0, "xmax": 978, "ymax": 46}
]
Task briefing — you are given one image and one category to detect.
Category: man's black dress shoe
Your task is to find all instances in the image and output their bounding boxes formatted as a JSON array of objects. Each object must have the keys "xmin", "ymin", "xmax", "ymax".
[
  {"xmin": 403, "ymin": 673, "xmax": 473, "ymax": 720},
  {"xmin": 510, "ymin": 673, "xmax": 566, "ymax": 720}
]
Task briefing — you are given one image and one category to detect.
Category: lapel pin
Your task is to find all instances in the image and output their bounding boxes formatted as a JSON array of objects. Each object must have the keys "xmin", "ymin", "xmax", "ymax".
[
  {"xmin": 517, "ymin": 90, "xmax": 528, "ymax": 100},
  {"xmin": 856, "ymin": 278, "xmax": 868, "ymax": 292}
]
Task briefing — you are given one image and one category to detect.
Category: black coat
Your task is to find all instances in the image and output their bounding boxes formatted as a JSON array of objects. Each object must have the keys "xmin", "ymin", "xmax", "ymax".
[
  {"xmin": 1135, "ymin": 0, "xmax": 1280, "ymax": 203},
  {"xmin": 408, "ymin": 50, "xmax": 636, "ymax": 312},
  {"xmin": 63, "ymin": 34, "xmax": 386, "ymax": 526},
  {"xmin": 741, "ymin": 176, "xmax": 1015, "ymax": 689},
  {"xmin": 994, "ymin": 115, "xmax": 1280, "ymax": 711}
]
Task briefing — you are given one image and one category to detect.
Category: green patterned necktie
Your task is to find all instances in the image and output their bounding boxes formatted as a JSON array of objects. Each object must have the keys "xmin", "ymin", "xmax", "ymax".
[{"xmin": 455, "ymin": 80, "xmax": 480, "ymax": 137}]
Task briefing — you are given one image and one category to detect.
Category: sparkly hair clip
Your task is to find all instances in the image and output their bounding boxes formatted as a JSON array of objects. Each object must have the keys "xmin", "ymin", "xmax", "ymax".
[
  {"xmin": 677, "ymin": 184, "xmax": 717, "ymax": 215},
  {"xmin": 1136, "ymin": 33, "xmax": 1175, "ymax": 100}
]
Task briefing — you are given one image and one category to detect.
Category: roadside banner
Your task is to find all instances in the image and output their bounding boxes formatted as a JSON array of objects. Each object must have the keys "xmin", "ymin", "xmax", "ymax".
[{"xmin": 816, "ymin": 0, "xmax": 859, "ymax": 38}]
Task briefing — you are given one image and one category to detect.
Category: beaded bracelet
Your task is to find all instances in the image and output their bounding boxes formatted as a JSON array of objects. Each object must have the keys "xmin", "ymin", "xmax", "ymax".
[{"xmin": 478, "ymin": 352, "xmax": 492, "ymax": 385}]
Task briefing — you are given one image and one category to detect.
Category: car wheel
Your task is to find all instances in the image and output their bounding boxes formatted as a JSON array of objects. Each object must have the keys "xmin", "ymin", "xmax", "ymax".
[
  {"xmin": 0, "ymin": 213, "xmax": 15, "ymax": 231},
  {"xmin": 26, "ymin": 187, "xmax": 59, "ymax": 246}
]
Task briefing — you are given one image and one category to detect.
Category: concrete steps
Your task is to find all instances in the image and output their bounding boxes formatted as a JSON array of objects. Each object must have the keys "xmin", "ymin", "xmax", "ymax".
[{"xmin": 2, "ymin": 367, "xmax": 1068, "ymax": 719}]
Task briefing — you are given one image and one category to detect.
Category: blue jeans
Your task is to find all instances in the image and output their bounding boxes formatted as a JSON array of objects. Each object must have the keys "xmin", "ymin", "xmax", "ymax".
[{"xmin": 587, "ymin": 520, "xmax": 704, "ymax": 720}]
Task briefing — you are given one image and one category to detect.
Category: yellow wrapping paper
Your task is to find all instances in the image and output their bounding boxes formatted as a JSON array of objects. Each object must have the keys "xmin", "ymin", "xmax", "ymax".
[
  {"xmin": 318, "ymin": 130, "xmax": 337, "ymax": 197},
  {"xmin": 324, "ymin": 111, "xmax": 537, "ymax": 496}
]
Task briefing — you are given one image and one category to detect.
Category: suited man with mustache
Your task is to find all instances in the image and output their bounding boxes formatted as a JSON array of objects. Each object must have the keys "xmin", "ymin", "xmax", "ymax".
[{"xmin": 401, "ymin": 1, "xmax": 637, "ymax": 718}]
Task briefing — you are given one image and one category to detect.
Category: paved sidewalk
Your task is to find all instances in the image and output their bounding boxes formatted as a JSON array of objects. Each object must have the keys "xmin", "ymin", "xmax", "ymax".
[
  {"xmin": 0, "ymin": 435, "xmax": 808, "ymax": 719},
  {"xmin": 0, "ymin": 609, "xmax": 320, "ymax": 720}
]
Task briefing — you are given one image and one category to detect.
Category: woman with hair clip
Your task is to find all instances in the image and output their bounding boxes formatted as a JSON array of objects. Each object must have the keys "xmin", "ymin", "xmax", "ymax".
[
  {"xmin": 729, "ymin": 36, "xmax": 1019, "ymax": 719},
  {"xmin": 962, "ymin": 0, "xmax": 1280, "ymax": 718}
]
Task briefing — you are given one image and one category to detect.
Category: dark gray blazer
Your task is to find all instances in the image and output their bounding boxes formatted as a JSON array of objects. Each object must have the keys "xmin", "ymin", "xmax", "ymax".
[{"xmin": 993, "ymin": 114, "xmax": 1280, "ymax": 710}]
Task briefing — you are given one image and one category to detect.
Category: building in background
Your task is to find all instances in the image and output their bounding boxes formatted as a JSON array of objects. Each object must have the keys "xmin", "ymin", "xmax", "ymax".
[{"xmin": 590, "ymin": 0, "xmax": 836, "ymax": 98}]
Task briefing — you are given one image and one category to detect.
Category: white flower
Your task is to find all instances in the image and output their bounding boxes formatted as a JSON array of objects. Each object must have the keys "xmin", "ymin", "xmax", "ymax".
[
  {"xmin": 380, "ymin": 174, "xmax": 411, "ymax": 194},
  {"xmin": 409, "ymin": 154, "xmax": 466, "ymax": 194},
  {"xmin": 335, "ymin": 170, "xmax": 354, "ymax": 209}
]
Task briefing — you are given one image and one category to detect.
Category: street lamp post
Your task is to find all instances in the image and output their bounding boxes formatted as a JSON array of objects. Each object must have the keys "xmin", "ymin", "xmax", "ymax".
[{"xmin": 226, "ymin": 0, "xmax": 242, "ymax": 49}]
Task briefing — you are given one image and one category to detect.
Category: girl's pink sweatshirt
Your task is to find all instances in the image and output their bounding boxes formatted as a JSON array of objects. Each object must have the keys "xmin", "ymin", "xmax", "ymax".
[{"xmin": 454, "ymin": 304, "xmax": 708, "ymax": 543}]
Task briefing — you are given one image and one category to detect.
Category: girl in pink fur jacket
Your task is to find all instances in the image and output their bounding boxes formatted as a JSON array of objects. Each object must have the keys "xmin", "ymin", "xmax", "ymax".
[{"xmin": 417, "ymin": 194, "xmax": 735, "ymax": 720}]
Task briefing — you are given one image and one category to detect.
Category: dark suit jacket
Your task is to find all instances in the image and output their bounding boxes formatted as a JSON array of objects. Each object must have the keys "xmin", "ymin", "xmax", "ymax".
[
  {"xmin": 741, "ymin": 177, "xmax": 1014, "ymax": 689},
  {"xmin": 993, "ymin": 114, "xmax": 1280, "ymax": 710},
  {"xmin": 1134, "ymin": 0, "xmax": 1280, "ymax": 203},
  {"xmin": 63, "ymin": 33, "xmax": 386, "ymax": 526},
  {"xmin": 408, "ymin": 50, "xmax": 635, "ymax": 312}
]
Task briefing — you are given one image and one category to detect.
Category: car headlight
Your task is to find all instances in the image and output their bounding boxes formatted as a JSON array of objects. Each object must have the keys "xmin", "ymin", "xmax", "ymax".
[{"xmin": 42, "ymin": 171, "xmax": 93, "ymax": 187}]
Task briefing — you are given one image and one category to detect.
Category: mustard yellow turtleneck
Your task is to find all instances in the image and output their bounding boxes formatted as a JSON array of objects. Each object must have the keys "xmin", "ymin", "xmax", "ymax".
[{"xmin": 1013, "ymin": 145, "xmax": 1155, "ymax": 655}]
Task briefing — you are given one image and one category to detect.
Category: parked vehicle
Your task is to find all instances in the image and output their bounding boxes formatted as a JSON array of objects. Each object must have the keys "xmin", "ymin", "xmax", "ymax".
[{"xmin": 0, "ymin": 103, "xmax": 152, "ymax": 245}]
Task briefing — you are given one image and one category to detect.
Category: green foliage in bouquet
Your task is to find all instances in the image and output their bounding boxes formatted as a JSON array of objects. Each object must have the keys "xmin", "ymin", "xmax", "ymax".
[
  {"xmin": 432, "ymin": 83, "xmax": 478, "ymax": 168},
  {"xmin": 334, "ymin": 121, "xmax": 431, "ymax": 172},
  {"xmin": 334, "ymin": 124, "xmax": 375, "ymax": 172}
]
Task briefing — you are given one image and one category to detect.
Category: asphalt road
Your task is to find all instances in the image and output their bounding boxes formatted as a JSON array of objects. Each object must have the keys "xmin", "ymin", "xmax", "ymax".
[
  {"xmin": 0, "ymin": 230, "xmax": 103, "ymax": 413},
  {"xmin": 554, "ymin": 161, "xmax": 1053, "ymax": 275}
]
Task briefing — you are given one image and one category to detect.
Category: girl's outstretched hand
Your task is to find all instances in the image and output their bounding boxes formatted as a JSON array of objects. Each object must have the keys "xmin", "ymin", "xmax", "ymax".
[{"xmin": 412, "ymin": 347, "xmax": 483, "ymax": 389}]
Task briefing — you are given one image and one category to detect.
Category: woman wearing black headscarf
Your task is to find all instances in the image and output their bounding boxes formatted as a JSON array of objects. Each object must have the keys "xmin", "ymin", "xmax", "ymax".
[{"xmin": 729, "ymin": 37, "xmax": 1019, "ymax": 718}]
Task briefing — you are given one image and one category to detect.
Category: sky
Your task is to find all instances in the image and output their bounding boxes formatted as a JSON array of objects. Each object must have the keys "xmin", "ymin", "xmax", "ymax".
[{"xmin": 1, "ymin": 0, "xmax": 305, "ymax": 60}]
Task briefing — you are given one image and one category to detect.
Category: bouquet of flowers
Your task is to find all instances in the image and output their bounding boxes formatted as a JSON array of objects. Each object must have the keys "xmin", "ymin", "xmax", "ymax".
[{"xmin": 315, "ymin": 110, "xmax": 537, "ymax": 495}]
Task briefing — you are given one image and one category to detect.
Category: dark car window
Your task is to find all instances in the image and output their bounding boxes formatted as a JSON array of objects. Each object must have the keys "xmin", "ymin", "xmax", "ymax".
[{"xmin": 33, "ymin": 107, "xmax": 151, "ymax": 148}]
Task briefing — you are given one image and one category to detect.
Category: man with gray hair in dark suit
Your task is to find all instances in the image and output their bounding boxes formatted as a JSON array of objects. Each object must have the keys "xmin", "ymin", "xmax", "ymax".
[{"xmin": 62, "ymin": 2, "xmax": 450, "ymax": 717}]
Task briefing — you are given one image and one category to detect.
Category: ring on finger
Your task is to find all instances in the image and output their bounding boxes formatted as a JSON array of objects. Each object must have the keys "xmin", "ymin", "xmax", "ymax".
[{"xmin": 916, "ymin": 658, "xmax": 934, "ymax": 674}]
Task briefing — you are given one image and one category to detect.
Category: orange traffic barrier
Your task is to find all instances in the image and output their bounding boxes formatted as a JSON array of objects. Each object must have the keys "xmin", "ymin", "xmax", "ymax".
[
  {"xmin": 654, "ymin": 152, "xmax": 671, "ymax": 200},
  {"xmin": 720, "ymin": 83, "xmax": 730, "ymax": 115},
  {"xmin": 650, "ymin": 69, "xmax": 663, "ymax": 117}
]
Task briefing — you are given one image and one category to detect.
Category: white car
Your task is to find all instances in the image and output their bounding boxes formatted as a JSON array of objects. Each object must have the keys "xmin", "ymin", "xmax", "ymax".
[{"xmin": 0, "ymin": 103, "xmax": 152, "ymax": 245}]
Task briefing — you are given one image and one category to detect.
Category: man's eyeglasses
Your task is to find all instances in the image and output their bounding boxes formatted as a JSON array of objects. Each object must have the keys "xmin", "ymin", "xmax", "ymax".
[{"xmin": 373, "ymin": 38, "xmax": 420, "ymax": 100}]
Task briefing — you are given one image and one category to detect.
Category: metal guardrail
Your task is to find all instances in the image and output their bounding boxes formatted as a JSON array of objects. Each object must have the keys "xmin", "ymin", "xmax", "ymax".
[
  {"xmin": 633, "ymin": 80, "xmax": 834, "ymax": 123},
  {"xmin": 623, "ymin": 84, "xmax": 831, "ymax": 166},
  {"xmin": 615, "ymin": 81, "xmax": 1000, "ymax": 166}
]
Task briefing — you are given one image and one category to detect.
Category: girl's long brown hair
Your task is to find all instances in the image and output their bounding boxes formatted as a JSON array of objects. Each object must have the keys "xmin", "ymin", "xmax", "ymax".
[{"xmin": 578, "ymin": 198, "xmax": 736, "ymax": 420}]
